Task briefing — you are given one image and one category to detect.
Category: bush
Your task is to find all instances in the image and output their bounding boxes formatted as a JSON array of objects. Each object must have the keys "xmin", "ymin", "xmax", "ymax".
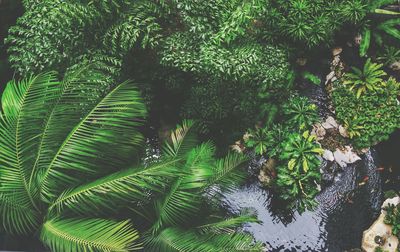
[{"xmin": 332, "ymin": 78, "xmax": 400, "ymax": 149}]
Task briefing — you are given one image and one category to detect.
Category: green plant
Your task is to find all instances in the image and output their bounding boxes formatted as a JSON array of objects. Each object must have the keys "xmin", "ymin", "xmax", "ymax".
[
  {"xmin": 279, "ymin": 131, "xmax": 324, "ymax": 173},
  {"xmin": 276, "ymin": 164, "xmax": 321, "ymax": 212},
  {"xmin": 332, "ymin": 78, "xmax": 400, "ymax": 148},
  {"xmin": 0, "ymin": 72, "xmax": 147, "ymax": 250},
  {"xmin": 344, "ymin": 117, "xmax": 364, "ymax": 139},
  {"xmin": 377, "ymin": 46, "xmax": 400, "ymax": 66},
  {"xmin": 343, "ymin": 58, "xmax": 387, "ymax": 98},
  {"xmin": 0, "ymin": 74, "xmax": 260, "ymax": 251},
  {"xmin": 283, "ymin": 95, "xmax": 320, "ymax": 130},
  {"xmin": 244, "ymin": 124, "xmax": 289, "ymax": 157},
  {"xmin": 358, "ymin": 0, "xmax": 400, "ymax": 57},
  {"xmin": 274, "ymin": 131, "xmax": 323, "ymax": 212},
  {"xmin": 383, "ymin": 203, "xmax": 400, "ymax": 239}
]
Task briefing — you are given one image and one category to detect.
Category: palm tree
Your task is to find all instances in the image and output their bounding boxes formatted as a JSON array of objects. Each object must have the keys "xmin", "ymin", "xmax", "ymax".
[{"xmin": 0, "ymin": 72, "xmax": 260, "ymax": 251}]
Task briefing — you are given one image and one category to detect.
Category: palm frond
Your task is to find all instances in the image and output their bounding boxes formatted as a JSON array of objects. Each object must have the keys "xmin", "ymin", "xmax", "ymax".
[
  {"xmin": 162, "ymin": 120, "xmax": 198, "ymax": 158},
  {"xmin": 41, "ymin": 218, "xmax": 141, "ymax": 252},
  {"xmin": 0, "ymin": 72, "xmax": 60, "ymax": 213},
  {"xmin": 146, "ymin": 227, "xmax": 262, "ymax": 252},
  {"xmin": 207, "ymin": 152, "xmax": 248, "ymax": 192},
  {"xmin": 49, "ymin": 159, "xmax": 181, "ymax": 215},
  {"xmin": 196, "ymin": 213, "xmax": 259, "ymax": 234},
  {"xmin": 38, "ymin": 80, "xmax": 147, "ymax": 201},
  {"xmin": 0, "ymin": 194, "xmax": 40, "ymax": 235}
]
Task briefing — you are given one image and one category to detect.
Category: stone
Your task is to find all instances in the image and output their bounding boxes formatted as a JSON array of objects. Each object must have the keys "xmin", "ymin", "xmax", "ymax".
[
  {"xmin": 311, "ymin": 123, "xmax": 326, "ymax": 140},
  {"xmin": 333, "ymin": 146, "xmax": 361, "ymax": 168},
  {"xmin": 332, "ymin": 47, "xmax": 343, "ymax": 56},
  {"xmin": 296, "ymin": 57, "xmax": 307, "ymax": 66},
  {"xmin": 323, "ymin": 149, "xmax": 335, "ymax": 162},
  {"xmin": 258, "ymin": 158, "xmax": 277, "ymax": 186},
  {"xmin": 354, "ymin": 34, "xmax": 362, "ymax": 45},
  {"xmin": 325, "ymin": 71, "xmax": 335, "ymax": 84},
  {"xmin": 322, "ymin": 116, "xmax": 339, "ymax": 130},
  {"xmin": 362, "ymin": 197, "xmax": 400, "ymax": 252},
  {"xmin": 339, "ymin": 125, "xmax": 349, "ymax": 138},
  {"xmin": 390, "ymin": 61, "xmax": 400, "ymax": 71}
]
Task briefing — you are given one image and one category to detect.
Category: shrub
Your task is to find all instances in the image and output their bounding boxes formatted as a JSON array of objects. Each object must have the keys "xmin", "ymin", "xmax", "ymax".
[
  {"xmin": 276, "ymin": 131, "xmax": 323, "ymax": 212},
  {"xmin": 343, "ymin": 58, "xmax": 386, "ymax": 98},
  {"xmin": 283, "ymin": 95, "xmax": 320, "ymax": 130},
  {"xmin": 383, "ymin": 203, "xmax": 400, "ymax": 239},
  {"xmin": 332, "ymin": 78, "xmax": 400, "ymax": 148}
]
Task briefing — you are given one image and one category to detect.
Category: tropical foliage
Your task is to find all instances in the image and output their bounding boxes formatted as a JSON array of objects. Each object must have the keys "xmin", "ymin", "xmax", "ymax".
[
  {"xmin": 383, "ymin": 203, "xmax": 400, "ymax": 239},
  {"xmin": 283, "ymin": 95, "xmax": 320, "ymax": 130},
  {"xmin": 333, "ymin": 78, "xmax": 400, "ymax": 148},
  {"xmin": 358, "ymin": 0, "xmax": 400, "ymax": 57},
  {"xmin": 276, "ymin": 131, "xmax": 323, "ymax": 212},
  {"xmin": 343, "ymin": 58, "xmax": 387, "ymax": 98},
  {"xmin": 0, "ymin": 75, "xmax": 260, "ymax": 251}
]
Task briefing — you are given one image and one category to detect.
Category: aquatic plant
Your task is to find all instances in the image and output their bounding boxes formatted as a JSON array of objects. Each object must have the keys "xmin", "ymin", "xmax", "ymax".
[
  {"xmin": 343, "ymin": 58, "xmax": 386, "ymax": 98},
  {"xmin": 283, "ymin": 95, "xmax": 320, "ymax": 130}
]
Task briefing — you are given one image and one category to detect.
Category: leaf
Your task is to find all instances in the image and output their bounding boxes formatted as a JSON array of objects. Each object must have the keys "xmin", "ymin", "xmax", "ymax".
[
  {"xmin": 288, "ymin": 159, "xmax": 296, "ymax": 171},
  {"xmin": 49, "ymin": 159, "xmax": 181, "ymax": 215},
  {"xmin": 303, "ymin": 159, "xmax": 309, "ymax": 173},
  {"xmin": 39, "ymin": 80, "xmax": 147, "ymax": 201},
  {"xmin": 360, "ymin": 28, "xmax": 371, "ymax": 57},
  {"xmin": 41, "ymin": 218, "xmax": 141, "ymax": 252},
  {"xmin": 162, "ymin": 120, "xmax": 198, "ymax": 158}
]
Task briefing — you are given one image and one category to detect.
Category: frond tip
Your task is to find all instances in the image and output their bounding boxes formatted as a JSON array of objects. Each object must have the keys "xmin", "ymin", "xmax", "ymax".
[{"xmin": 41, "ymin": 218, "xmax": 141, "ymax": 252}]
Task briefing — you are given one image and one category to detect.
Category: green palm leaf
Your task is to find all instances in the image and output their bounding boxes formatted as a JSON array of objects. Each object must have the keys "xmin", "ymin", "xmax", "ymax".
[
  {"xmin": 0, "ymin": 195, "xmax": 40, "ymax": 235},
  {"xmin": 207, "ymin": 152, "xmax": 248, "ymax": 192},
  {"xmin": 196, "ymin": 213, "xmax": 259, "ymax": 234},
  {"xmin": 147, "ymin": 227, "xmax": 261, "ymax": 252},
  {"xmin": 49, "ymin": 159, "xmax": 181, "ymax": 215},
  {"xmin": 162, "ymin": 120, "xmax": 198, "ymax": 158},
  {"xmin": 41, "ymin": 218, "xmax": 141, "ymax": 252},
  {"xmin": 39, "ymin": 80, "xmax": 147, "ymax": 201},
  {"xmin": 0, "ymin": 72, "xmax": 60, "ymax": 233}
]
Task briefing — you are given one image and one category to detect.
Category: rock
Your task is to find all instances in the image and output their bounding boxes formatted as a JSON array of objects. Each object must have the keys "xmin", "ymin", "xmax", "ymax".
[
  {"xmin": 322, "ymin": 116, "xmax": 339, "ymax": 130},
  {"xmin": 339, "ymin": 125, "xmax": 349, "ymax": 138},
  {"xmin": 230, "ymin": 140, "xmax": 244, "ymax": 153},
  {"xmin": 311, "ymin": 123, "xmax": 326, "ymax": 140},
  {"xmin": 362, "ymin": 197, "xmax": 400, "ymax": 252},
  {"xmin": 325, "ymin": 71, "xmax": 336, "ymax": 85},
  {"xmin": 332, "ymin": 47, "xmax": 343, "ymax": 56},
  {"xmin": 390, "ymin": 61, "xmax": 400, "ymax": 71},
  {"xmin": 323, "ymin": 149, "xmax": 335, "ymax": 162},
  {"xmin": 296, "ymin": 57, "xmax": 307, "ymax": 66},
  {"xmin": 333, "ymin": 146, "xmax": 361, "ymax": 168},
  {"xmin": 354, "ymin": 34, "xmax": 362, "ymax": 46},
  {"xmin": 258, "ymin": 158, "xmax": 277, "ymax": 186}
]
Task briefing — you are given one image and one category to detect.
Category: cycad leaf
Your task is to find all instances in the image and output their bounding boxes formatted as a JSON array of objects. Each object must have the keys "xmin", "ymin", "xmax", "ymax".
[
  {"xmin": 0, "ymin": 72, "xmax": 60, "ymax": 227},
  {"xmin": 147, "ymin": 227, "xmax": 261, "ymax": 252},
  {"xmin": 39, "ymin": 80, "xmax": 147, "ymax": 201},
  {"xmin": 0, "ymin": 194, "xmax": 40, "ymax": 235},
  {"xmin": 41, "ymin": 218, "xmax": 141, "ymax": 252},
  {"xmin": 207, "ymin": 152, "xmax": 248, "ymax": 192},
  {"xmin": 49, "ymin": 159, "xmax": 181, "ymax": 215},
  {"xmin": 197, "ymin": 213, "xmax": 259, "ymax": 234},
  {"xmin": 162, "ymin": 120, "xmax": 198, "ymax": 158}
]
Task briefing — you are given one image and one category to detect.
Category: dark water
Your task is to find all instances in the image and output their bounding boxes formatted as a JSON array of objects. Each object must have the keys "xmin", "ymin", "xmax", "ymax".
[{"xmin": 222, "ymin": 150, "xmax": 383, "ymax": 252}]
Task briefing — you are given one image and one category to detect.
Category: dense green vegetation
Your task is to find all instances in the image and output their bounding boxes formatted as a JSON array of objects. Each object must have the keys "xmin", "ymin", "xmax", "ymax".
[{"xmin": 0, "ymin": 0, "xmax": 399, "ymax": 251}]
